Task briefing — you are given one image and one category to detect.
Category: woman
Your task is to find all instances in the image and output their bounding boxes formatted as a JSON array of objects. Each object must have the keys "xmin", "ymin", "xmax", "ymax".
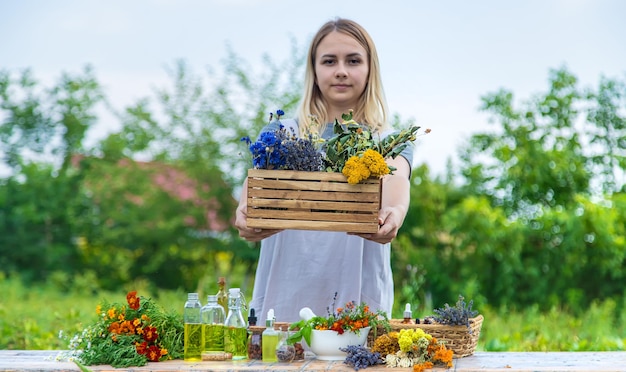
[{"xmin": 235, "ymin": 18, "xmax": 413, "ymax": 322}]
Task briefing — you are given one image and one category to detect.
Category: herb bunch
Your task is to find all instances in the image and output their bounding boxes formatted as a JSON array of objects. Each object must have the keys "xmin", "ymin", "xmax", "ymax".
[
  {"xmin": 432, "ymin": 295, "xmax": 479, "ymax": 333},
  {"xmin": 340, "ymin": 345, "xmax": 383, "ymax": 370},
  {"xmin": 323, "ymin": 111, "xmax": 423, "ymax": 172},
  {"xmin": 241, "ymin": 109, "xmax": 323, "ymax": 171},
  {"xmin": 288, "ymin": 293, "xmax": 389, "ymax": 347},
  {"xmin": 242, "ymin": 109, "xmax": 430, "ymax": 184},
  {"xmin": 374, "ymin": 328, "xmax": 453, "ymax": 370},
  {"xmin": 62, "ymin": 291, "xmax": 183, "ymax": 368},
  {"xmin": 322, "ymin": 111, "xmax": 427, "ymax": 184}
]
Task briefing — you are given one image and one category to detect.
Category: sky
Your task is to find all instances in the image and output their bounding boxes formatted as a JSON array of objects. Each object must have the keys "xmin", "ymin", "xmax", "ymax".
[{"xmin": 1, "ymin": 0, "xmax": 625, "ymax": 177}]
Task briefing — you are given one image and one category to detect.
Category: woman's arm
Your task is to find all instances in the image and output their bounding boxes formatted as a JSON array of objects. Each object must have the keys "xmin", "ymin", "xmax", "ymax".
[
  {"xmin": 350, "ymin": 155, "xmax": 411, "ymax": 244},
  {"xmin": 234, "ymin": 177, "xmax": 283, "ymax": 242}
]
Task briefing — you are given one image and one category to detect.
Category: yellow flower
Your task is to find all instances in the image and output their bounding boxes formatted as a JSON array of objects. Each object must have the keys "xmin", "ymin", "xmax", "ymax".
[
  {"xmin": 361, "ymin": 149, "xmax": 389, "ymax": 177},
  {"xmin": 398, "ymin": 330, "xmax": 413, "ymax": 352},
  {"xmin": 342, "ymin": 156, "xmax": 371, "ymax": 184}
]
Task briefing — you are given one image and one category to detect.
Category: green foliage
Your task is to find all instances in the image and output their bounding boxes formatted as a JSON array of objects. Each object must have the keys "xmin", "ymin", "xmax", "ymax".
[
  {"xmin": 0, "ymin": 41, "xmax": 307, "ymax": 291},
  {"xmin": 479, "ymin": 300, "xmax": 626, "ymax": 351},
  {"xmin": 393, "ymin": 67, "xmax": 626, "ymax": 316},
  {"xmin": 322, "ymin": 111, "xmax": 422, "ymax": 173},
  {"xmin": 1, "ymin": 39, "xmax": 626, "ymax": 335}
]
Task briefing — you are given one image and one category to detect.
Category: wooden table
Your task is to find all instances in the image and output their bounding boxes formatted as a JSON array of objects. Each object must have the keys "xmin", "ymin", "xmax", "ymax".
[{"xmin": 2, "ymin": 350, "xmax": 626, "ymax": 372}]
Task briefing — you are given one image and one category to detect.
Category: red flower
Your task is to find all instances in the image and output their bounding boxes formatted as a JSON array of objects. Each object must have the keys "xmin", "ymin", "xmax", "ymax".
[
  {"xmin": 143, "ymin": 326, "xmax": 159, "ymax": 343},
  {"xmin": 147, "ymin": 345, "xmax": 162, "ymax": 362},
  {"xmin": 136, "ymin": 341, "xmax": 148, "ymax": 355},
  {"xmin": 126, "ymin": 291, "xmax": 140, "ymax": 310}
]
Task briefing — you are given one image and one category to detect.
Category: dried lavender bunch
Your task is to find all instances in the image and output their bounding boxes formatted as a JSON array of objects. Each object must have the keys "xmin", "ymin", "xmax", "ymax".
[
  {"xmin": 432, "ymin": 295, "xmax": 478, "ymax": 333},
  {"xmin": 278, "ymin": 128, "xmax": 323, "ymax": 171}
]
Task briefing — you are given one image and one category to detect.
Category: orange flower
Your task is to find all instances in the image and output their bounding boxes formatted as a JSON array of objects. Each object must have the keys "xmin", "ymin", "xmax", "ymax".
[
  {"xmin": 107, "ymin": 308, "xmax": 116, "ymax": 319},
  {"xmin": 120, "ymin": 320, "xmax": 135, "ymax": 335},
  {"xmin": 127, "ymin": 291, "xmax": 140, "ymax": 310},
  {"xmin": 108, "ymin": 322, "xmax": 121, "ymax": 334},
  {"xmin": 434, "ymin": 347, "xmax": 454, "ymax": 367},
  {"xmin": 413, "ymin": 361, "xmax": 433, "ymax": 372}
]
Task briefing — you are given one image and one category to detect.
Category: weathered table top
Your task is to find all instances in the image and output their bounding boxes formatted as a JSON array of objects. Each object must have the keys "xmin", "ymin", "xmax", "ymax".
[{"xmin": 1, "ymin": 350, "xmax": 626, "ymax": 372}]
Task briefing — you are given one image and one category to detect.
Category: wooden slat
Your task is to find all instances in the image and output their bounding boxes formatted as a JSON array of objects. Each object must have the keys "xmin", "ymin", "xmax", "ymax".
[
  {"xmin": 246, "ymin": 218, "xmax": 380, "ymax": 233},
  {"xmin": 247, "ymin": 188, "xmax": 379, "ymax": 202},
  {"xmin": 247, "ymin": 209, "xmax": 377, "ymax": 223},
  {"xmin": 248, "ymin": 198, "xmax": 379, "ymax": 212},
  {"xmin": 248, "ymin": 178, "xmax": 380, "ymax": 193}
]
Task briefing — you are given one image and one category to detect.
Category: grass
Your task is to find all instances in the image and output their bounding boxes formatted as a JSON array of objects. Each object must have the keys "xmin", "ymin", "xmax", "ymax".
[{"xmin": 1, "ymin": 273, "xmax": 625, "ymax": 352}]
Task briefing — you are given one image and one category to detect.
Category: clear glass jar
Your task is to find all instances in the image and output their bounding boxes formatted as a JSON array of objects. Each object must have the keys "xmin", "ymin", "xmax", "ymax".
[
  {"xmin": 247, "ymin": 325, "xmax": 265, "ymax": 360},
  {"xmin": 201, "ymin": 295, "xmax": 226, "ymax": 353},
  {"xmin": 183, "ymin": 293, "xmax": 202, "ymax": 361},
  {"xmin": 223, "ymin": 288, "xmax": 248, "ymax": 360},
  {"xmin": 275, "ymin": 324, "xmax": 295, "ymax": 363}
]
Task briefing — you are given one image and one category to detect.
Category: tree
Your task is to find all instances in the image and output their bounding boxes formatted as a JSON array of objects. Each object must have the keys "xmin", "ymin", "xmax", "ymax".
[
  {"xmin": 459, "ymin": 67, "xmax": 595, "ymax": 216},
  {"xmin": 0, "ymin": 41, "xmax": 309, "ymax": 291}
]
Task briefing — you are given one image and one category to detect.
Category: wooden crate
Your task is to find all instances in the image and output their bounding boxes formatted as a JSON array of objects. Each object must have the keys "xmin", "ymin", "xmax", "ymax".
[{"xmin": 246, "ymin": 169, "xmax": 382, "ymax": 233}]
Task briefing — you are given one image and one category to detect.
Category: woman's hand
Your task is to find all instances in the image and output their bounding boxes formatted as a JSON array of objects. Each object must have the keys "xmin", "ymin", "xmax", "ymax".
[
  {"xmin": 235, "ymin": 202, "xmax": 283, "ymax": 242},
  {"xmin": 349, "ymin": 156, "xmax": 411, "ymax": 244},
  {"xmin": 349, "ymin": 205, "xmax": 406, "ymax": 244},
  {"xmin": 235, "ymin": 178, "xmax": 283, "ymax": 242}
]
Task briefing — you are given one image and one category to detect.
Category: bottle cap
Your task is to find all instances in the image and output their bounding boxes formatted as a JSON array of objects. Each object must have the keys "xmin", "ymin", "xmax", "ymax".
[
  {"xmin": 248, "ymin": 308, "xmax": 257, "ymax": 325},
  {"xmin": 228, "ymin": 288, "xmax": 240, "ymax": 296},
  {"xmin": 207, "ymin": 294, "xmax": 217, "ymax": 303},
  {"xmin": 265, "ymin": 309, "xmax": 275, "ymax": 327},
  {"xmin": 404, "ymin": 303, "xmax": 412, "ymax": 318}
]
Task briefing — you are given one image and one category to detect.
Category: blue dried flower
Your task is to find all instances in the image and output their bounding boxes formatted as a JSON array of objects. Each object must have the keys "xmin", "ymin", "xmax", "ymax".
[
  {"xmin": 245, "ymin": 110, "xmax": 323, "ymax": 171},
  {"xmin": 258, "ymin": 132, "xmax": 278, "ymax": 147}
]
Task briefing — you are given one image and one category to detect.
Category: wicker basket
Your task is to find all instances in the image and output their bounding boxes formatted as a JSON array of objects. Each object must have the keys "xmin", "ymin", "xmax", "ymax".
[
  {"xmin": 369, "ymin": 315, "xmax": 483, "ymax": 358},
  {"xmin": 246, "ymin": 169, "xmax": 382, "ymax": 233}
]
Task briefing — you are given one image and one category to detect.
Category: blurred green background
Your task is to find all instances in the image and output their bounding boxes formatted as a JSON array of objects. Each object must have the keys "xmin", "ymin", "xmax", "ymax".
[{"xmin": 1, "ymin": 45, "xmax": 625, "ymax": 351}]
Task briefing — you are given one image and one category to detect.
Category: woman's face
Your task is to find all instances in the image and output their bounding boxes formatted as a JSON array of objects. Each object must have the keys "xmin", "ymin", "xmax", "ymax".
[{"xmin": 314, "ymin": 31, "xmax": 369, "ymax": 114}]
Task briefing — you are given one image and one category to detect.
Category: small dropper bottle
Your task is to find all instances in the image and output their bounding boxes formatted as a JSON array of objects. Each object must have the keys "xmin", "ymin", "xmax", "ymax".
[
  {"xmin": 402, "ymin": 303, "xmax": 414, "ymax": 324},
  {"xmin": 261, "ymin": 309, "xmax": 279, "ymax": 362}
]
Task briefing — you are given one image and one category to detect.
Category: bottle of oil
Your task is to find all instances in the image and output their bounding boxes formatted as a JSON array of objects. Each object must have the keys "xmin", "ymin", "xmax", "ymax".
[
  {"xmin": 216, "ymin": 277, "xmax": 228, "ymax": 316},
  {"xmin": 201, "ymin": 294, "xmax": 226, "ymax": 353},
  {"xmin": 261, "ymin": 309, "xmax": 279, "ymax": 362},
  {"xmin": 183, "ymin": 292, "xmax": 203, "ymax": 361},
  {"xmin": 223, "ymin": 288, "xmax": 248, "ymax": 360}
]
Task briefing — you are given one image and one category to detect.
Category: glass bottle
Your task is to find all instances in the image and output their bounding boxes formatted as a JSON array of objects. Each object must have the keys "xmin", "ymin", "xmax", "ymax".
[
  {"xmin": 216, "ymin": 277, "xmax": 228, "ymax": 316},
  {"xmin": 183, "ymin": 293, "xmax": 203, "ymax": 361},
  {"xmin": 201, "ymin": 294, "xmax": 226, "ymax": 353},
  {"xmin": 223, "ymin": 288, "xmax": 248, "ymax": 360},
  {"xmin": 247, "ymin": 308, "xmax": 264, "ymax": 360},
  {"xmin": 402, "ymin": 303, "xmax": 415, "ymax": 324},
  {"xmin": 275, "ymin": 323, "xmax": 295, "ymax": 363},
  {"xmin": 261, "ymin": 309, "xmax": 279, "ymax": 362}
]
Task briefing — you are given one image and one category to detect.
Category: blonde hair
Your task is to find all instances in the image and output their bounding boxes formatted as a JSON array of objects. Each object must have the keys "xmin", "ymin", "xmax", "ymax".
[{"xmin": 297, "ymin": 18, "xmax": 389, "ymax": 135}]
